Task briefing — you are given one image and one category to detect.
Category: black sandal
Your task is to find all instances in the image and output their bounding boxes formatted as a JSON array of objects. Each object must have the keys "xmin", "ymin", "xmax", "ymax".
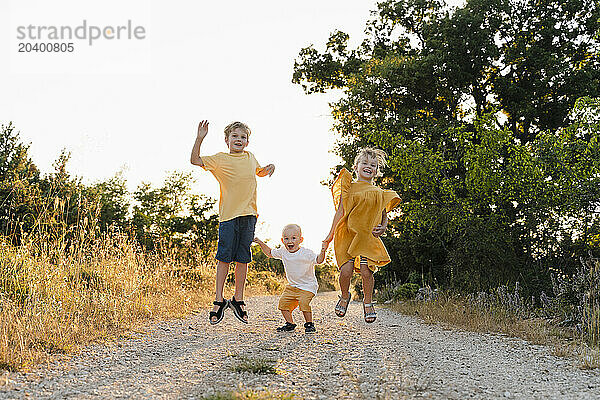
[
  {"xmin": 209, "ymin": 299, "xmax": 229, "ymax": 325},
  {"xmin": 230, "ymin": 296, "xmax": 248, "ymax": 324}
]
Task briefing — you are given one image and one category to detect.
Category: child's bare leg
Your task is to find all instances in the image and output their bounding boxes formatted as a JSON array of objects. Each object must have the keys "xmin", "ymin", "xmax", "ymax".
[
  {"xmin": 211, "ymin": 261, "xmax": 230, "ymax": 321},
  {"xmin": 335, "ymin": 260, "xmax": 354, "ymax": 317},
  {"xmin": 233, "ymin": 262, "xmax": 248, "ymax": 300},
  {"xmin": 302, "ymin": 311, "xmax": 312, "ymax": 323},
  {"xmin": 360, "ymin": 263, "xmax": 375, "ymax": 304},
  {"xmin": 360, "ymin": 262, "xmax": 376, "ymax": 321},
  {"xmin": 233, "ymin": 262, "xmax": 248, "ymax": 321},
  {"xmin": 339, "ymin": 260, "xmax": 354, "ymax": 300},
  {"xmin": 281, "ymin": 310, "xmax": 294, "ymax": 324},
  {"xmin": 215, "ymin": 261, "xmax": 230, "ymax": 301}
]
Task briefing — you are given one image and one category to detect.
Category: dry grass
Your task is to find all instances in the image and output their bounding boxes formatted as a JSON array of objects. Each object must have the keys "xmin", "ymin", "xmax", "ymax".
[
  {"xmin": 0, "ymin": 229, "xmax": 282, "ymax": 372},
  {"xmin": 392, "ymin": 295, "xmax": 570, "ymax": 345},
  {"xmin": 390, "ymin": 294, "xmax": 596, "ymax": 364},
  {"xmin": 578, "ymin": 346, "xmax": 600, "ymax": 370}
]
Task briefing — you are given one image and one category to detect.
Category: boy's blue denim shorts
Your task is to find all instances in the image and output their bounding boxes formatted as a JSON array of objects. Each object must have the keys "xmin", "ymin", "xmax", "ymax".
[{"xmin": 215, "ymin": 215, "xmax": 257, "ymax": 264}]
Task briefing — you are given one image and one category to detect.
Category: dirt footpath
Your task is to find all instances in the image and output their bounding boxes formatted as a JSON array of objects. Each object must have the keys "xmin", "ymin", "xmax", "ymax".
[{"xmin": 1, "ymin": 291, "xmax": 599, "ymax": 399}]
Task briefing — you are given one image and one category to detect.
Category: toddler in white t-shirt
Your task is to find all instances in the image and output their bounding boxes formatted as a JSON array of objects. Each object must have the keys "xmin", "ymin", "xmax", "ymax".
[{"xmin": 254, "ymin": 224, "xmax": 328, "ymax": 333}]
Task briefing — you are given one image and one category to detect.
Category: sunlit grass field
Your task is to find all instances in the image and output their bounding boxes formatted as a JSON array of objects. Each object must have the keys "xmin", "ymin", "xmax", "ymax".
[{"xmin": 0, "ymin": 224, "xmax": 282, "ymax": 372}]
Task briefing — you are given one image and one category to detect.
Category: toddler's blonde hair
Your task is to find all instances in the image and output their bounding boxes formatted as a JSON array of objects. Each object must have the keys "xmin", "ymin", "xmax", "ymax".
[
  {"xmin": 282, "ymin": 224, "xmax": 302, "ymax": 236},
  {"xmin": 353, "ymin": 147, "xmax": 388, "ymax": 177},
  {"xmin": 224, "ymin": 121, "xmax": 251, "ymax": 139}
]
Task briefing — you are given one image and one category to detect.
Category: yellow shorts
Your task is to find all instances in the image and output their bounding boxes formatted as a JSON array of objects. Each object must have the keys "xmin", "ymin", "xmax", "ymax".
[{"xmin": 278, "ymin": 285, "xmax": 315, "ymax": 312}]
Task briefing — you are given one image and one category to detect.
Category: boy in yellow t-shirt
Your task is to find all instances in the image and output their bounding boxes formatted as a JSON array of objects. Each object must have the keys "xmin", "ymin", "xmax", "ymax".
[{"xmin": 190, "ymin": 120, "xmax": 275, "ymax": 325}]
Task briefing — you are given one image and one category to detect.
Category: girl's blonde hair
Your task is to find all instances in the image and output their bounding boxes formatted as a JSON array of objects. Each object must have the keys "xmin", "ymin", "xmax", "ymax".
[
  {"xmin": 224, "ymin": 121, "xmax": 251, "ymax": 139},
  {"xmin": 353, "ymin": 147, "xmax": 388, "ymax": 177}
]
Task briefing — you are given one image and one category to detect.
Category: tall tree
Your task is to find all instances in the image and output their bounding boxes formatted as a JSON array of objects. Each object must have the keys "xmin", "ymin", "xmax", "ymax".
[
  {"xmin": 87, "ymin": 172, "xmax": 130, "ymax": 232},
  {"xmin": 293, "ymin": 0, "xmax": 600, "ymax": 292},
  {"xmin": 132, "ymin": 172, "xmax": 218, "ymax": 256},
  {"xmin": 493, "ymin": 0, "xmax": 600, "ymax": 142},
  {"xmin": 294, "ymin": 0, "xmax": 600, "ymax": 142}
]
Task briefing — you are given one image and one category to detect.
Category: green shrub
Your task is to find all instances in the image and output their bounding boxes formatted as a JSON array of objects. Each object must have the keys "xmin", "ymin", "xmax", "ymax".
[
  {"xmin": 407, "ymin": 271, "xmax": 421, "ymax": 285},
  {"xmin": 394, "ymin": 283, "xmax": 420, "ymax": 301}
]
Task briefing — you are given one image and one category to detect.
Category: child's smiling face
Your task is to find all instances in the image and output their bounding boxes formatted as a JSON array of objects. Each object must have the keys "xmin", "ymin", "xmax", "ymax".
[
  {"xmin": 281, "ymin": 227, "xmax": 303, "ymax": 253},
  {"xmin": 225, "ymin": 127, "xmax": 249, "ymax": 153},
  {"xmin": 355, "ymin": 155, "xmax": 379, "ymax": 182}
]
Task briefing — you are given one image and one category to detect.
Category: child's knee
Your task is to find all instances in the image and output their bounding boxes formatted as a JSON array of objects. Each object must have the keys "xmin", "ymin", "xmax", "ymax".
[
  {"xmin": 339, "ymin": 261, "xmax": 354, "ymax": 275},
  {"xmin": 298, "ymin": 292, "xmax": 314, "ymax": 312},
  {"xmin": 234, "ymin": 262, "xmax": 248, "ymax": 270},
  {"xmin": 298, "ymin": 300, "xmax": 312, "ymax": 313},
  {"xmin": 360, "ymin": 264, "xmax": 374, "ymax": 276}
]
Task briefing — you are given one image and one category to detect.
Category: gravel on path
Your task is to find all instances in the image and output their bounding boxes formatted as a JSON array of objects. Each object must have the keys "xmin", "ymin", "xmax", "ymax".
[{"xmin": 1, "ymin": 291, "xmax": 599, "ymax": 399}]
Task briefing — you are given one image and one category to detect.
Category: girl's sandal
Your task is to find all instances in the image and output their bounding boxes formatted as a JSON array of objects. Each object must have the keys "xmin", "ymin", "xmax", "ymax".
[
  {"xmin": 209, "ymin": 299, "xmax": 229, "ymax": 325},
  {"xmin": 335, "ymin": 295, "xmax": 350, "ymax": 317},
  {"xmin": 363, "ymin": 302, "xmax": 377, "ymax": 323},
  {"xmin": 230, "ymin": 296, "xmax": 248, "ymax": 324}
]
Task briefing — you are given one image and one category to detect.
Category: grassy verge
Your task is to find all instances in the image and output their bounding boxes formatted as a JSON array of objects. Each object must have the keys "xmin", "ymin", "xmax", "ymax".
[
  {"xmin": 391, "ymin": 293, "xmax": 600, "ymax": 368},
  {"xmin": 0, "ymin": 231, "xmax": 282, "ymax": 372}
]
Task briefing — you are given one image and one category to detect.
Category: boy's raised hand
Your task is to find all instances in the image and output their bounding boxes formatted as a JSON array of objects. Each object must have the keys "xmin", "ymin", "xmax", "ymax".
[
  {"xmin": 264, "ymin": 164, "xmax": 275, "ymax": 177},
  {"xmin": 197, "ymin": 120, "xmax": 209, "ymax": 139},
  {"xmin": 258, "ymin": 164, "xmax": 276, "ymax": 177}
]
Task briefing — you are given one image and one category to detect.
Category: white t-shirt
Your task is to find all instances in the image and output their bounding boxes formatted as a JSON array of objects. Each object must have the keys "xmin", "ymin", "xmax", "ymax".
[{"xmin": 270, "ymin": 246, "xmax": 319, "ymax": 295}]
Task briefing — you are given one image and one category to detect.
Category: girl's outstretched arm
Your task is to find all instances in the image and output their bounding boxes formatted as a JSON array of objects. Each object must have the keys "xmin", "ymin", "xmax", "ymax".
[
  {"xmin": 316, "ymin": 241, "xmax": 328, "ymax": 264},
  {"xmin": 372, "ymin": 210, "xmax": 388, "ymax": 237},
  {"xmin": 253, "ymin": 237, "xmax": 273, "ymax": 258},
  {"xmin": 324, "ymin": 202, "xmax": 344, "ymax": 244}
]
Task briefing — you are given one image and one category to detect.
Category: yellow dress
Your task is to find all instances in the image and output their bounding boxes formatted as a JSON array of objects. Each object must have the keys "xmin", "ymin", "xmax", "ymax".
[{"xmin": 332, "ymin": 168, "xmax": 401, "ymax": 272}]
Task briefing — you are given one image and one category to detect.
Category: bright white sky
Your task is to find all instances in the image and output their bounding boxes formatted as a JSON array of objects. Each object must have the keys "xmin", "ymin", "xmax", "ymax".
[{"xmin": 0, "ymin": 0, "xmax": 463, "ymax": 251}]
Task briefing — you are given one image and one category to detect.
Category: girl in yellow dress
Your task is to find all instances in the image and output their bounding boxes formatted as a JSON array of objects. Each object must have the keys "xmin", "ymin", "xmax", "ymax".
[{"xmin": 323, "ymin": 148, "xmax": 401, "ymax": 323}]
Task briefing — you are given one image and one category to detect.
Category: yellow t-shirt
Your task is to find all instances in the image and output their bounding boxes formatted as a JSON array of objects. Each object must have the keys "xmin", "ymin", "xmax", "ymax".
[{"xmin": 201, "ymin": 151, "xmax": 265, "ymax": 222}]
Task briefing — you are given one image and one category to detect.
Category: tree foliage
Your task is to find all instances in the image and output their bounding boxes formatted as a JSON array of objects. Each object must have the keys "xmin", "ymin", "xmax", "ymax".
[
  {"xmin": 132, "ymin": 172, "xmax": 218, "ymax": 256},
  {"xmin": 0, "ymin": 123, "xmax": 40, "ymax": 240},
  {"xmin": 294, "ymin": 0, "xmax": 600, "ymax": 142},
  {"xmin": 88, "ymin": 171, "xmax": 130, "ymax": 232},
  {"xmin": 0, "ymin": 124, "xmax": 219, "ymax": 257},
  {"xmin": 294, "ymin": 0, "xmax": 600, "ymax": 292}
]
